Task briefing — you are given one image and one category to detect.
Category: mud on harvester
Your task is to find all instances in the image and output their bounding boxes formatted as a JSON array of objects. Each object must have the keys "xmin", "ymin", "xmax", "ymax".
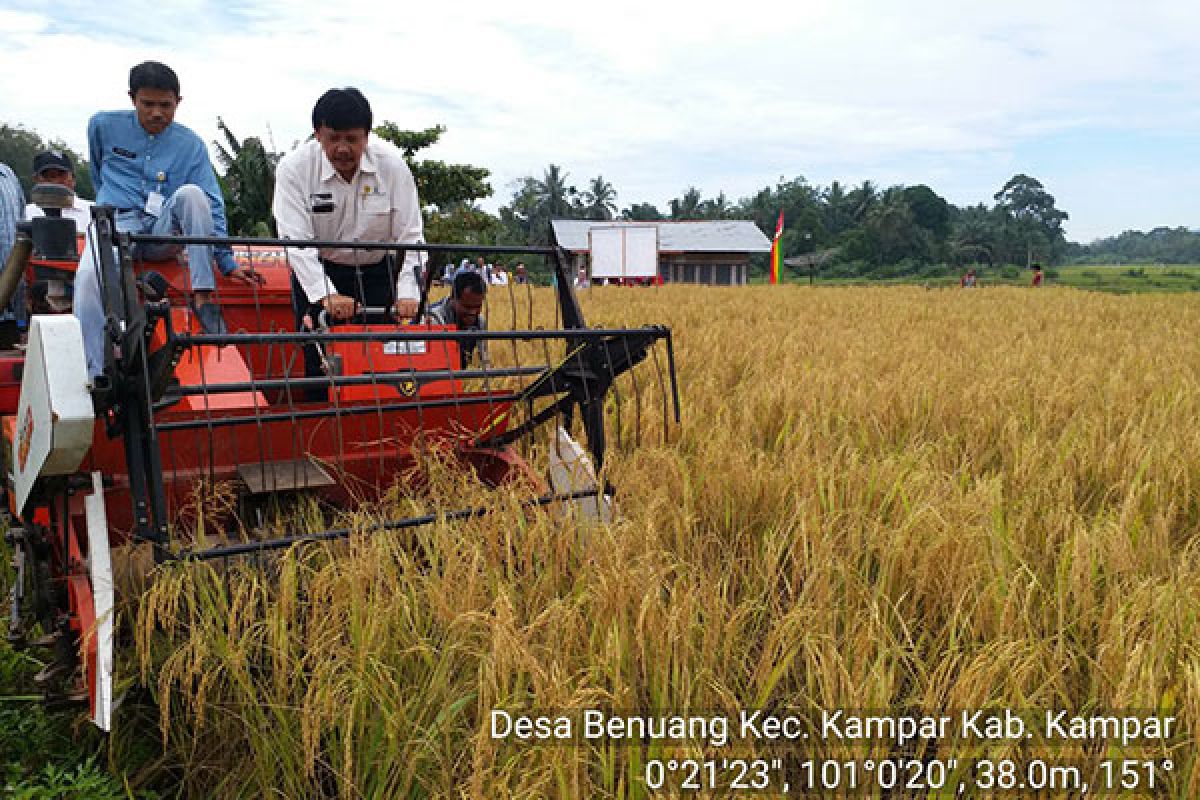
[{"xmin": 1, "ymin": 189, "xmax": 679, "ymax": 731}]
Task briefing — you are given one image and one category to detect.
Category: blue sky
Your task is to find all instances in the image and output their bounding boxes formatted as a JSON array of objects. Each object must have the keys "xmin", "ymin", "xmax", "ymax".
[{"xmin": 1, "ymin": 0, "xmax": 1196, "ymax": 243}]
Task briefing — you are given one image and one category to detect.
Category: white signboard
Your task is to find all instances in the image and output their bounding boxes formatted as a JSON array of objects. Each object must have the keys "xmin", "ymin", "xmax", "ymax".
[
  {"xmin": 624, "ymin": 226, "xmax": 659, "ymax": 279},
  {"xmin": 588, "ymin": 226, "xmax": 659, "ymax": 280}
]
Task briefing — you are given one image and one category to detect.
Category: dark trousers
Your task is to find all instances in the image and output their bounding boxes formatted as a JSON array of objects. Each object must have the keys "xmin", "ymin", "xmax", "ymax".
[{"xmin": 291, "ymin": 257, "xmax": 397, "ymax": 401}]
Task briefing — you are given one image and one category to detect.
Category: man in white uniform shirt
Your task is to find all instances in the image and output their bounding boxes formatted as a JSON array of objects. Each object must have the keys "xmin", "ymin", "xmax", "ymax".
[
  {"xmin": 273, "ymin": 87, "xmax": 424, "ymax": 327},
  {"xmin": 24, "ymin": 151, "xmax": 94, "ymax": 231}
]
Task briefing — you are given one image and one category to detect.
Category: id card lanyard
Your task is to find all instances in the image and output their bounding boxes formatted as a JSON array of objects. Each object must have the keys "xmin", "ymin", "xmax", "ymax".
[{"xmin": 145, "ymin": 170, "xmax": 167, "ymax": 217}]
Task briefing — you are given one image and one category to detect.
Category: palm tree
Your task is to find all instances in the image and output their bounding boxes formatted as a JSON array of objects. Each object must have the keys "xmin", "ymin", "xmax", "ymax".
[
  {"xmin": 532, "ymin": 164, "xmax": 577, "ymax": 220},
  {"xmin": 699, "ymin": 191, "xmax": 731, "ymax": 220},
  {"xmin": 214, "ymin": 118, "xmax": 279, "ymax": 236},
  {"xmin": 863, "ymin": 191, "xmax": 928, "ymax": 265},
  {"xmin": 823, "ymin": 180, "xmax": 854, "ymax": 236},
  {"xmin": 669, "ymin": 187, "xmax": 703, "ymax": 220},
  {"xmin": 847, "ymin": 179, "xmax": 878, "ymax": 224},
  {"xmin": 948, "ymin": 203, "xmax": 998, "ymax": 265},
  {"xmin": 582, "ymin": 175, "xmax": 617, "ymax": 220}
]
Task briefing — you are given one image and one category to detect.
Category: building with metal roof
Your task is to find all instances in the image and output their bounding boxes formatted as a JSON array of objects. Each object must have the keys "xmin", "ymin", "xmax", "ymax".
[{"xmin": 550, "ymin": 219, "xmax": 771, "ymax": 285}]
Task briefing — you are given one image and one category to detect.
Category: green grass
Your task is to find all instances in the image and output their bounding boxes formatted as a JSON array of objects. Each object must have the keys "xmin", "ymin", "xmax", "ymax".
[
  {"xmin": 772, "ymin": 263, "xmax": 1200, "ymax": 293},
  {"xmin": 1, "ymin": 538, "xmax": 163, "ymax": 798},
  {"xmin": 1053, "ymin": 263, "xmax": 1200, "ymax": 293}
]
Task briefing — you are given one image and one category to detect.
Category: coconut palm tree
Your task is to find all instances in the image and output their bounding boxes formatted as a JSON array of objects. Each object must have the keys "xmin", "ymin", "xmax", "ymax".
[
  {"xmin": 532, "ymin": 164, "xmax": 577, "ymax": 220},
  {"xmin": 582, "ymin": 175, "xmax": 617, "ymax": 220},
  {"xmin": 847, "ymin": 179, "xmax": 878, "ymax": 224},
  {"xmin": 823, "ymin": 180, "xmax": 855, "ymax": 237},
  {"xmin": 669, "ymin": 187, "xmax": 703, "ymax": 220},
  {"xmin": 699, "ymin": 191, "xmax": 731, "ymax": 220},
  {"xmin": 213, "ymin": 118, "xmax": 279, "ymax": 236}
]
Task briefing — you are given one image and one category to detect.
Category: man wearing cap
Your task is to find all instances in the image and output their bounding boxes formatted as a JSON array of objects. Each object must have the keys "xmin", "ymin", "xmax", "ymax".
[
  {"xmin": 73, "ymin": 60, "xmax": 261, "ymax": 378},
  {"xmin": 24, "ymin": 151, "xmax": 93, "ymax": 230},
  {"xmin": 272, "ymin": 87, "xmax": 425, "ymax": 393}
]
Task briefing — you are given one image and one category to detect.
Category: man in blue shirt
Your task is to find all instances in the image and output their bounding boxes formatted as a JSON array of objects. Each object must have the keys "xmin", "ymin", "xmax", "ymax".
[
  {"xmin": 74, "ymin": 61, "xmax": 260, "ymax": 377},
  {"xmin": 0, "ymin": 163, "xmax": 25, "ymax": 328},
  {"xmin": 0, "ymin": 162, "xmax": 22, "ymax": 267}
]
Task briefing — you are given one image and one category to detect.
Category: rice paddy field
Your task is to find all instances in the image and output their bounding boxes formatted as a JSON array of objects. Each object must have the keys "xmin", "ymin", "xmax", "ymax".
[{"xmin": 7, "ymin": 282, "xmax": 1200, "ymax": 797}]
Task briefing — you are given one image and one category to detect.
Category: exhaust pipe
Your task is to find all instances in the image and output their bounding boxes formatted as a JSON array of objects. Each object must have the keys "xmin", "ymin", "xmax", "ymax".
[{"xmin": 0, "ymin": 227, "xmax": 32, "ymax": 314}]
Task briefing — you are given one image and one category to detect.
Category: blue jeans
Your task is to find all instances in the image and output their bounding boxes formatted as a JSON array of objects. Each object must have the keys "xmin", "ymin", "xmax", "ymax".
[{"xmin": 74, "ymin": 185, "xmax": 220, "ymax": 377}]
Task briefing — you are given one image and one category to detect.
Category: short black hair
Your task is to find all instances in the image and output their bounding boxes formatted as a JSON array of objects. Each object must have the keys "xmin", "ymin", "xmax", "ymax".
[
  {"xmin": 129, "ymin": 61, "xmax": 180, "ymax": 96},
  {"xmin": 453, "ymin": 269, "xmax": 487, "ymax": 298},
  {"xmin": 312, "ymin": 88, "xmax": 372, "ymax": 132}
]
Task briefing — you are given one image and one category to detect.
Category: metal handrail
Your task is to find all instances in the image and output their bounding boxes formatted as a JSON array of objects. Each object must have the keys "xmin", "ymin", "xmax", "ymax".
[{"xmin": 125, "ymin": 232, "xmax": 558, "ymax": 256}]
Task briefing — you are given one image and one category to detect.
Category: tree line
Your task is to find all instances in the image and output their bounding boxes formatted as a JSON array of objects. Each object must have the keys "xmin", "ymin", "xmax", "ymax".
[
  {"xmin": 1066, "ymin": 227, "xmax": 1200, "ymax": 265},
  {"xmin": 5, "ymin": 119, "xmax": 1196, "ymax": 281},
  {"xmin": 0, "ymin": 123, "xmax": 95, "ymax": 199}
]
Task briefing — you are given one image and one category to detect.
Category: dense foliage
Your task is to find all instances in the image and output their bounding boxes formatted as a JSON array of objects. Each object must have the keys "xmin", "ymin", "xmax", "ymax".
[
  {"xmin": 1068, "ymin": 227, "xmax": 1200, "ymax": 265},
  {"xmin": 0, "ymin": 123, "xmax": 95, "ymax": 200},
  {"xmin": 5, "ymin": 119, "xmax": 1196, "ymax": 281},
  {"xmin": 495, "ymin": 168, "xmax": 1083, "ymax": 280}
]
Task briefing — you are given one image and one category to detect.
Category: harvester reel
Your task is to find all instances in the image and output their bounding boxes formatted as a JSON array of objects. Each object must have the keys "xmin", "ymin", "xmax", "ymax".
[{"xmin": 4, "ymin": 213, "xmax": 679, "ymax": 731}]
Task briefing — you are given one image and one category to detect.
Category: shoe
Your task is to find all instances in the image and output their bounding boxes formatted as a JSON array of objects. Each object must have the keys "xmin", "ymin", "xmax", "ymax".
[
  {"xmin": 191, "ymin": 301, "xmax": 228, "ymax": 335},
  {"xmin": 137, "ymin": 271, "xmax": 169, "ymax": 302}
]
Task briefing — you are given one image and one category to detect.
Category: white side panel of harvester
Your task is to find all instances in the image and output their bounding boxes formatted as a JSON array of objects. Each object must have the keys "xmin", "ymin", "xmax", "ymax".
[
  {"xmin": 86, "ymin": 471, "xmax": 114, "ymax": 731},
  {"xmin": 13, "ymin": 316, "xmax": 94, "ymax": 513},
  {"xmin": 548, "ymin": 426, "xmax": 613, "ymax": 523}
]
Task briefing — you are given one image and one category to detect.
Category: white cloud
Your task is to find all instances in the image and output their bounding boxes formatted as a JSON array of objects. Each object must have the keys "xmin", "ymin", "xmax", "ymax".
[{"xmin": 1, "ymin": 0, "xmax": 1196, "ymax": 240}]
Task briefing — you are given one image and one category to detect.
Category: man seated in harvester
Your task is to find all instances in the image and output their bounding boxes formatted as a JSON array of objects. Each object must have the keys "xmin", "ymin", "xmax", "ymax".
[
  {"xmin": 424, "ymin": 269, "xmax": 487, "ymax": 369},
  {"xmin": 74, "ymin": 60, "xmax": 261, "ymax": 378}
]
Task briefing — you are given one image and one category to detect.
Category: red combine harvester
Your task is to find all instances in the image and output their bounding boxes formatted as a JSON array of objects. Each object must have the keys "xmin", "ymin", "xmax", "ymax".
[{"xmin": 2, "ymin": 196, "xmax": 678, "ymax": 730}]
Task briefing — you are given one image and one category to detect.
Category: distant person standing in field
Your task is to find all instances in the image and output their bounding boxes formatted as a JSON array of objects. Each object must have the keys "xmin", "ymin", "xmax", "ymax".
[
  {"xmin": 960, "ymin": 268, "xmax": 977, "ymax": 288},
  {"xmin": 475, "ymin": 255, "xmax": 492, "ymax": 284},
  {"xmin": 514, "ymin": 262, "xmax": 528, "ymax": 284},
  {"xmin": 1031, "ymin": 264, "xmax": 1044, "ymax": 287}
]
